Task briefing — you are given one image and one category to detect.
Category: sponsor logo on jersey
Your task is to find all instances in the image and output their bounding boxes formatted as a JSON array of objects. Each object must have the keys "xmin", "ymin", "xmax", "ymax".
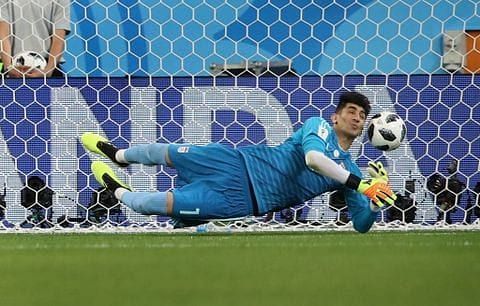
[
  {"xmin": 178, "ymin": 146, "xmax": 190, "ymax": 153},
  {"xmin": 317, "ymin": 121, "xmax": 329, "ymax": 141}
]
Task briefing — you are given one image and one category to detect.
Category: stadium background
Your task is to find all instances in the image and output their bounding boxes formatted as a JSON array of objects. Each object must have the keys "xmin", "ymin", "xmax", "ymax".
[
  {"xmin": 1, "ymin": 2, "xmax": 480, "ymax": 305},
  {"xmin": 0, "ymin": 0, "xmax": 479, "ymax": 228},
  {"xmin": 66, "ymin": 0, "xmax": 480, "ymax": 76}
]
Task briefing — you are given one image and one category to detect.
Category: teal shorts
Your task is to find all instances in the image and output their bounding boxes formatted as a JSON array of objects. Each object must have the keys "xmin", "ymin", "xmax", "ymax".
[{"xmin": 168, "ymin": 144, "xmax": 255, "ymax": 220}]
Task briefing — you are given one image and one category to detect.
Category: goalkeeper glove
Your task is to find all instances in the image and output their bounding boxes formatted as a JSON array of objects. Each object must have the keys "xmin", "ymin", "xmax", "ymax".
[
  {"xmin": 345, "ymin": 172, "xmax": 396, "ymax": 208},
  {"xmin": 367, "ymin": 161, "xmax": 388, "ymax": 182},
  {"xmin": 357, "ymin": 177, "xmax": 396, "ymax": 208}
]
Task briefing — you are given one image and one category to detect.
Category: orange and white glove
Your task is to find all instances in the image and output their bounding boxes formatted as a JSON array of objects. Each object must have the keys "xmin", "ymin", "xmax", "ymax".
[
  {"xmin": 367, "ymin": 161, "xmax": 389, "ymax": 182},
  {"xmin": 357, "ymin": 177, "xmax": 396, "ymax": 208},
  {"xmin": 345, "ymin": 162, "xmax": 396, "ymax": 209}
]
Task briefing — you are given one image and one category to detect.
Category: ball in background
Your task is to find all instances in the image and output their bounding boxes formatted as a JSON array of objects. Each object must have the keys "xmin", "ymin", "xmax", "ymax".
[
  {"xmin": 13, "ymin": 51, "xmax": 47, "ymax": 70},
  {"xmin": 367, "ymin": 111, "xmax": 406, "ymax": 151}
]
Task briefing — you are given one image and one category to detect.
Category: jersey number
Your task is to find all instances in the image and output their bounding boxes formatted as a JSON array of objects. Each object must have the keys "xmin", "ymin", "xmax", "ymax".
[{"xmin": 179, "ymin": 208, "xmax": 200, "ymax": 215}]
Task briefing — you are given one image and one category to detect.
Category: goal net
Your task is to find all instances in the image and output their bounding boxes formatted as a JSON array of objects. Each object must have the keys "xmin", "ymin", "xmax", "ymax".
[{"xmin": 0, "ymin": 1, "xmax": 479, "ymax": 232}]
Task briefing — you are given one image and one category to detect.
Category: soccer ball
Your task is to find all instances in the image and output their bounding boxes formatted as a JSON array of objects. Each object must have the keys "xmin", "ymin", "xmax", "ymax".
[
  {"xmin": 12, "ymin": 51, "xmax": 47, "ymax": 70},
  {"xmin": 367, "ymin": 111, "xmax": 406, "ymax": 151}
]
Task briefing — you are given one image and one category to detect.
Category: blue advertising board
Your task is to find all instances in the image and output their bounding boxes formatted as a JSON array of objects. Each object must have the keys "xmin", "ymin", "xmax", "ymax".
[{"xmin": 0, "ymin": 75, "xmax": 478, "ymax": 225}]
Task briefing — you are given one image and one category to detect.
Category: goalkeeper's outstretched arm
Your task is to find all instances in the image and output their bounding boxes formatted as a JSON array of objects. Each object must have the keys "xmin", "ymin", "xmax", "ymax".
[
  {"xmin": 306, "ymin": 151, "xmax": 397, "ymax": 233},
  {"xmin": 345, "ymin": 162, "xmax": 393, "ymax": 232},
  {"xmin": 305, "ymin": 151, "xmax": 396, "ymax": 209}
]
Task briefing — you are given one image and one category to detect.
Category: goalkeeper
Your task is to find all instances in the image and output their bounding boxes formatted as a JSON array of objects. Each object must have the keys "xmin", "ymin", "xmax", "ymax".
[{"xmin": 82, "ymin": 91, "xmax": 396, "ymax": 233}]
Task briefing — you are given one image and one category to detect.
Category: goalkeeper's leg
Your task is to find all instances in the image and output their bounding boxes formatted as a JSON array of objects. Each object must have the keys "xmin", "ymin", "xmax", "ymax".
[
  {"xmin": 91, "ymin": 161, "xmax": 171, "ymax": 215},
  {"xmin": 82, "ymin": 132, "xmax": 171, "ymax": 167}
]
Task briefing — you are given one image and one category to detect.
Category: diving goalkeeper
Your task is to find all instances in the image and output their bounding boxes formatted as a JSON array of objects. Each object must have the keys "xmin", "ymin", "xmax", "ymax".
[{"xmin": 82, "ymin": 91, "xmax": 396, "ymax": 233}]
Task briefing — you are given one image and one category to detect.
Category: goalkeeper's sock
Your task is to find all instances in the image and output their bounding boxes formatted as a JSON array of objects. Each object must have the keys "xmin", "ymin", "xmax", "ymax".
[
  {"xmin": 114, "ymin": 187, "xmax": 128, "ymax": 200},
  {"xmin": 124, "ymin": 143, "xmax": 169, "ymax": 166},
  {"xmin": 96, "ymin": 141, "xmax": 129, "ymax": 168},
  {"xmin": 115, "ymin": 149, "xmax": 128, "ymax": 164},
  {"xmin": 122, "ymin": 191, "xmax": 168, "ymax": 215}
]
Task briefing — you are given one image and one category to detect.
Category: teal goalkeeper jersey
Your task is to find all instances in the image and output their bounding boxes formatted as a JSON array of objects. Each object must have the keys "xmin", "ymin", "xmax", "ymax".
[{"xmin": 238, "ymin": 117, "xmax": 378, "ymax": 233}]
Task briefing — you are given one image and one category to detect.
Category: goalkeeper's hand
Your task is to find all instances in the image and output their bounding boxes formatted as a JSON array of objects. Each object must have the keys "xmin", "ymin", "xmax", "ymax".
[
  {"xmin": 357, "ymin": 177, "xmax": 396, "ymax": 208},
  {"xmin": 367, "ymin": 161, "xmax": 388, "ymax": 182}
]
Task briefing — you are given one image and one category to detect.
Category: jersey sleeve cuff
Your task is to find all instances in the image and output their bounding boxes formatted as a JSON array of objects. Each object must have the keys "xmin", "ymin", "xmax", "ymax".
[{"xmin": 345, "ymin": 173, "xmax": 361, "ymax": 190}]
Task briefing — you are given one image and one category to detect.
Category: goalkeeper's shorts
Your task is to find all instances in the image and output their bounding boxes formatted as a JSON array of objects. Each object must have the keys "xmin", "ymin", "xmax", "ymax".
[{"xmin": 168, "ymin": 143, "xmax": 256, "ymax": 220}]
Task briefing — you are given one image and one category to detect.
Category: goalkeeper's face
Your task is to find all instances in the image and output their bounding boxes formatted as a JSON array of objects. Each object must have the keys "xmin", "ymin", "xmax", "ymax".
[{"xmin": 332, "ymin": 103, "xmax": 366, "ymax": 139}]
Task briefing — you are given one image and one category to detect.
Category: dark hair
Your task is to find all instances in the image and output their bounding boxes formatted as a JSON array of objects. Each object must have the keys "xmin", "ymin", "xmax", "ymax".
[{"xmin": 336, "ymin": 91, "xmax": 371, "ymax": 116}]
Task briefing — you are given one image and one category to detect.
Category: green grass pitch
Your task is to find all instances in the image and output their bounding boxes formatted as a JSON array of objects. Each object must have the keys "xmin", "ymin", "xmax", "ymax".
[{"xmin": 0, "ymin": 231, "xmax": 478, "ymax": 306}]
